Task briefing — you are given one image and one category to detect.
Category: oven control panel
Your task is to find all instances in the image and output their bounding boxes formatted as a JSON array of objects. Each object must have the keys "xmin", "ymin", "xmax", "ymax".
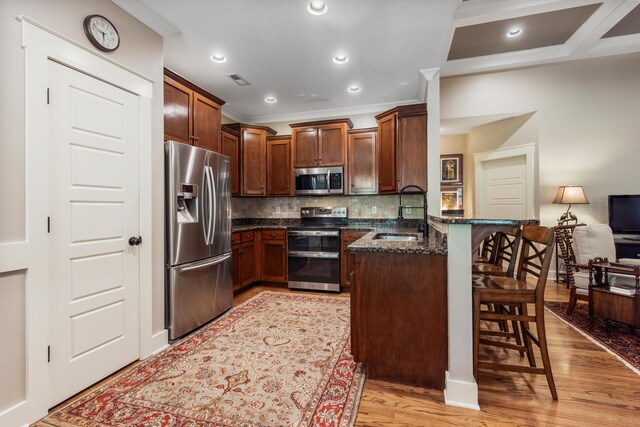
[{"xmin": 300, "ymin": 207, "xmax": 347, "ymax": 218}]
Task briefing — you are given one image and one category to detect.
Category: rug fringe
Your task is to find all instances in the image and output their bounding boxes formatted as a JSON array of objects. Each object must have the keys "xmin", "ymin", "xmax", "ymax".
[{"xmin": 544, "ymin": 307, "xmax": 640, "ymax": 376}]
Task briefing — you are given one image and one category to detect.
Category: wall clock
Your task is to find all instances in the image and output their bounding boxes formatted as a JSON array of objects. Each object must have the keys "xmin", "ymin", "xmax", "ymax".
[{"xmin": 83, "ymin": 14, "xmax": 120, "ymax": 52}]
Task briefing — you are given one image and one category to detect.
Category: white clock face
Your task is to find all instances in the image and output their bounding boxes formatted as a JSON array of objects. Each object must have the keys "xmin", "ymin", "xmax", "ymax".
[{"xmin": 87, "ymin": 16, "xmax": 119, "ymax": 51}]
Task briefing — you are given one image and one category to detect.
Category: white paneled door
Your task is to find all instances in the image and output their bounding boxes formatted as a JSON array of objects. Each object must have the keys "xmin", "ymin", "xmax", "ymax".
[
  {"xmin": 48, "ymin": 61, "xmax": 140, "ymax": 407},
  {"xmin": 481, "ymin": 155, "xmax": 528, "ymax": 219}
]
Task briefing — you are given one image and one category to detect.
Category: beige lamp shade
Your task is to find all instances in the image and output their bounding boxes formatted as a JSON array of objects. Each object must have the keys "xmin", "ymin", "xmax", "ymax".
[{"xmin": 552, "ymin": 186, "xmax": 589, "ymax": 204}]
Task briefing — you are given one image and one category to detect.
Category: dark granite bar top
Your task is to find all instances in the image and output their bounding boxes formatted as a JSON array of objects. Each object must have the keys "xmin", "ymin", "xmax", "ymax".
[{"xmin": 429, "ymin": 215, "xmax": 539, "ymax": 226}]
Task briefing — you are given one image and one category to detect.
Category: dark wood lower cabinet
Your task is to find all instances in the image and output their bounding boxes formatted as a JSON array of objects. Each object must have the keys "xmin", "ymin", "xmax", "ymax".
[
  {"xmin": 231, "ymin": 243, "xmax": 241, "ymax": 291},
  {"xmin": 240, "ymin": 240, "xmax": 257, "ymax": 286},
  {"xmin": 341, "ymin": 231, "xmax": 368, "ymax": 287},
  {"xmin": 260, "ymin": 230, "xmax": 287, "ymax": 282},
  {"xmin": 232, "ymin": 230, "xmax": 287, "ymax": 292},
  {"xmin": 351, "ymin": 252, "xmax": 447, "ymax": 389},
  {"xmin": 232, "ymin": 232, "xmax": 258, "ymax": 291}
]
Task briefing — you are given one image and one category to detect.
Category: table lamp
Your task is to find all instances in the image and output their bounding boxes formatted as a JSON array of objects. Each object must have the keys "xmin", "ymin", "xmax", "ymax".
[{"xmin": 553, "ymin": 185, "xmax": 589, "ymax": 224}]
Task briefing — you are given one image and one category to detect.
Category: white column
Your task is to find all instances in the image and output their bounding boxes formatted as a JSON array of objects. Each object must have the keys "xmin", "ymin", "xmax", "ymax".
[
  {"xmin": 444, "ymin": 223, "xmax": 480, "ymax": 409},
  {"xmin": 421, "ymin": 68, "xmax": 441, "ymax": 217}
]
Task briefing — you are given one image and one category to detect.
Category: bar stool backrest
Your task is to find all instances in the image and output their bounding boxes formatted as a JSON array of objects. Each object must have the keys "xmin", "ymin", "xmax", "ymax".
[
  {"xmin": 494, "ymin": 227, "xmax": 523, "ymax": 276},
  {"xmin": 516, "ymin": 225, "xmax": 556, "ymax": 301}
]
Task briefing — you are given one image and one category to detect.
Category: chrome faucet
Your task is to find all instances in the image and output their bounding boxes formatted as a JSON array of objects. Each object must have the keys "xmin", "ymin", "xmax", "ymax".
[{"xmin": 398, "ymin": 184, "xmax": 429, "ymax": 238}]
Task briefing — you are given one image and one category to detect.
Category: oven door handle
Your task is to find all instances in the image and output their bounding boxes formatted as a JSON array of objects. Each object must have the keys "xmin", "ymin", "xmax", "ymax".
[
  {"xmin": 287, "ymin": 251, "xmax": 339, "ymax": 259},
  {"xmin": 287, "ymin": 230, "xmax": 340, "ymax": 237}
]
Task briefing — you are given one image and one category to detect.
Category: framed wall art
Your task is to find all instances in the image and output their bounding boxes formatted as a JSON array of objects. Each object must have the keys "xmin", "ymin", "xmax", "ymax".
[
  {"xmin": 440, "ymin": 154, "xmax": 463, "ymax": 186},
  {"xmin": 441, "ymin": 187, "xmax": 463, "ymax": 211}
]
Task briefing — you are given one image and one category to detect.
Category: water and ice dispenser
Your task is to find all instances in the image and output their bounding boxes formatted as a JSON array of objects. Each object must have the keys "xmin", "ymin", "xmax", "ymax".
[{"xmin": 176, "ymin": 183, "xmax": 198, "ymax": 223}]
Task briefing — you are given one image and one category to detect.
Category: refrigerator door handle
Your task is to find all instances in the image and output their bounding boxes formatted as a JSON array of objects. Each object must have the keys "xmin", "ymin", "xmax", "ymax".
[
  {"xmin": 209, "ymin": 166, "xmax": 217, "ymax": 246},
  {"xmin": 204, "ymin": 166, "xmax": 214, "ymax": 245},
  {"xmin": 179, "ymin": 253, "xmax": 231, "ymax": 273}
]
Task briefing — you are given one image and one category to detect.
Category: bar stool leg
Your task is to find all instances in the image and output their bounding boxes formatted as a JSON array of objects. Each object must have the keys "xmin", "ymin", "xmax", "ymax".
[{"xmin": 535, "ymin": 301, "xmax": 558, "ymax": 400}]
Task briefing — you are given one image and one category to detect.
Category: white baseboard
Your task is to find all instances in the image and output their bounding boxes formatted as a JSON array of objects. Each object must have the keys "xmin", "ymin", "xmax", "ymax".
[
  {"xmin": 141, "ymin": 329, "xmax": 169, "ymax": 359},
  {"xmin": 444, "ymin": 371, "xmax": 480, "ymax": 410}
]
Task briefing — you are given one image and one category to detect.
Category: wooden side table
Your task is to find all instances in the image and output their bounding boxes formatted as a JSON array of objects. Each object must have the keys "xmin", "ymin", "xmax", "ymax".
[{"xmin": 588, "ymin": 257, "xmax": 640, "ymax": 343}]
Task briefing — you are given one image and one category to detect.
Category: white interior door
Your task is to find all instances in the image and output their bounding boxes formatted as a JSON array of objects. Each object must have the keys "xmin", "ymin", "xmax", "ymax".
[
  {"xmin": 48, "ymin": 60, "xmax": 140, "ymax": 407},
  {"xmin": 480, "ymin": 155, "xmax": 527, "ymax": 219}
]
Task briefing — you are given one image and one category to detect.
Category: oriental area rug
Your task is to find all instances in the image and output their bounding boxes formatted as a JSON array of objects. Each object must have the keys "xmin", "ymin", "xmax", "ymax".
[
  {"xmin": 545, "ymin": 301, "xmax": 640, "ymax": 375},
  {"xmin": 44, "ymin": 291, "xmax": 365, "ymax": 427}
]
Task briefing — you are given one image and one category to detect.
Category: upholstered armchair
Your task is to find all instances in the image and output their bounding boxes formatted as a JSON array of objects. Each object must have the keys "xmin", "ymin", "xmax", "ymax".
[{"xmin": 565, "ymin": 224, "xmax": 640, "ymax": 314}]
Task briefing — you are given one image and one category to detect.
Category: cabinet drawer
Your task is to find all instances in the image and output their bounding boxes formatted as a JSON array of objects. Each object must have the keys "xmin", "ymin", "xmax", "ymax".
[
  {"xmin": 262, "ymin": 229, "xmax": 286, "ymax": 240},
  {"xmin": 241, "ymin": 231, "xmax": 255, "ymax": 242},
  {"xmin": 232, "ymin": 233, "xmax": 241, "ymax": 245}
]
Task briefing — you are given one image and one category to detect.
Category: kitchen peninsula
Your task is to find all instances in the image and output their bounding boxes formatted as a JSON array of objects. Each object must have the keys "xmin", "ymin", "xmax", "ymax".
[{"xmin": 348, "ymin": 215, "xmax": 537, "ymax": 410}]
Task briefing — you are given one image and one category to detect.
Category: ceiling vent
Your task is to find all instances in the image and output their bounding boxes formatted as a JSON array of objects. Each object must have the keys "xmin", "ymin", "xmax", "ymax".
[{"xmin": 227, "ymin": 73, "xmax": 250, "ymax": 86}]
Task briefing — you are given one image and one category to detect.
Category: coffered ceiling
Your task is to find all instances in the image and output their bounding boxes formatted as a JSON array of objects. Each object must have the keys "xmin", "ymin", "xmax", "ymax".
[{"xmin": 113, "ymin": 0, "xmax": 640, "ymax": 124}]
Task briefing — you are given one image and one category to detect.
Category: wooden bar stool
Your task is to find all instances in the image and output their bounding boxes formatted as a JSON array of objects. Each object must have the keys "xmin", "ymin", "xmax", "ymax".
[
  {"xmin": 473, "ymin": 227, "xmax": 524, "ymax": 348},
  {"xmin": 473, "ymin": 227, "xmax": 522, "ymax": 277},
  {"xmin": 476, "ymin": 232, "xmax": 499, "ymax": 264},
  {"xmin": 472, "ymin": 225, "xmax": 558, "ymax": 400}
]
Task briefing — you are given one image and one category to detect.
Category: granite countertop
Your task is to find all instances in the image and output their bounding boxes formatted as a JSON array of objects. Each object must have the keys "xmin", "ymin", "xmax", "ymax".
[
  {"xmin": 231, "ymin": 218, "xmax": 424, "ymax": 233},
  {"xmin": 231, "ymin": 218, "xmax": 447, "ymax": 254},
  {"xmin": 347, "ymin": 227, "xmax": 447, "ymax": 255}
]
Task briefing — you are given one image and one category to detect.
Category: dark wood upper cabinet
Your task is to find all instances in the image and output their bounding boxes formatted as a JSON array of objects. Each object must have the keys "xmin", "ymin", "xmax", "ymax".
[
  {"xmin": 398, "ymin": 113, "xmax": 427, "ymax": 190},
  {"xmin": 163, "ymin": 68, "xmax": 225, "ymax": 152},
  {"xmin": 163, "ymin": 76, "xmax": 192, "ymax": 145},
  {"xmin": 267, "ymin": 135, "xmax": 292, "ymax": 196},
  {"xmin": 348, "ymin": 128, "xmax": 378, "ymax": 195},
  {"xmin": 290, "ymin": 118, "xmax": 353, "ymax": 168},
  {"xmin": 292, "ymin": 128, "xmax": 318, "ymax": 168},
  {"xmin": 318, "ymin": 126, "xmax": 345, "ymax": 166},
  {"xmin": 225, "ymin": 123, "xmax": 277, "ymax": 197},
  {"xmin": 193, "ymin": 92, "xmax": 221, "ymax": 152},
  {"xmin": 375, "ymin": 103, "xmax": 427, "ymax": 194},
  {"xmin": 221, "ymin": 126, "xmax": 240, "ymax": 196},
  {"xmin": 242, "ymin": 128, "xmax": 266, "ymax": 196},
  {"xmin": 376, "ymin": 114, "xmax": 397, "ymax": 193}
]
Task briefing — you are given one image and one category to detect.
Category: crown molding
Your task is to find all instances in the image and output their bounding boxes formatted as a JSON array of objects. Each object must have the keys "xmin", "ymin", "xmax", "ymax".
[
  {"xmin": 245, "ymin": 99, "xmax": 419, "ymax": 124},
  {"xmin": 221, "ymin": 106, "xmax": 248, "ymax": 123}
]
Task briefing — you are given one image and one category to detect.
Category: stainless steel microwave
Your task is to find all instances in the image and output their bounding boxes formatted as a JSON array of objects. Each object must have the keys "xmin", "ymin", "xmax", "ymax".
[{"xmin": 294, "ymin": 167, "xmax": 344, "ymax": 196}]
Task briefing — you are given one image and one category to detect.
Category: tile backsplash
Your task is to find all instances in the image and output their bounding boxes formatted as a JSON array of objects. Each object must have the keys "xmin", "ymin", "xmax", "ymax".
[{"xmin": 231, "ymin": 194, "xmax": 425, "ymax": 219}]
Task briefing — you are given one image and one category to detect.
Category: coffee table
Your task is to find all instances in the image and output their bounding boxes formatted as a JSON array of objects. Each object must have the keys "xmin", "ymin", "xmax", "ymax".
[{"xmin": 588, "ymin": 257, "xmax": 640, "ymax": 343}]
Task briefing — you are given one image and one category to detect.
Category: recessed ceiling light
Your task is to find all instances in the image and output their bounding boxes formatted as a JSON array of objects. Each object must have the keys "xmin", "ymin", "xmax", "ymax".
[
  {"xmin": 265, "ymin": 97, "xmax": 277, "ymax": 103},
  {"xmin": 210, "ymin": 54, "xmax": 227, "ymax": 63},
  {"xmin": 347, "ymin": 86, "xmax": 361, "ymax": 93},
  {"xmin": 308, "ymin": 1, "xmax": 328, "ymax": 15},
  {"xmin": 333, "ymin": 55, "xmax": 349, "ymax": 64},
  {"xmin": 506, "ymin": 28, "xmax": 522, "ymax": 38}
]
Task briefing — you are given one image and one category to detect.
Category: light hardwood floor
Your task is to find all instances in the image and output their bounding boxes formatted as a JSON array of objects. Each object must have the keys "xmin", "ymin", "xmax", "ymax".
[{"xmin": 38, "ymin": 282, "xmax": 639, "ymax": 427}]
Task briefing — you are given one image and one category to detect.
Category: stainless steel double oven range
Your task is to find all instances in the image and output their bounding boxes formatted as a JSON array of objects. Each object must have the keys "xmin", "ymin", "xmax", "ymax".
[{"xmin": 287, "ymin": 207, "xmax": 347, "ymax": 292}]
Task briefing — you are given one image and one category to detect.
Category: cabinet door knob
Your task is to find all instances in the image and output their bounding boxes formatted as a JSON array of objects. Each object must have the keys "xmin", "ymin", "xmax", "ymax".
[{"xmin": 193, "ymin": 136, "xmax": 200, "ymax": 141}]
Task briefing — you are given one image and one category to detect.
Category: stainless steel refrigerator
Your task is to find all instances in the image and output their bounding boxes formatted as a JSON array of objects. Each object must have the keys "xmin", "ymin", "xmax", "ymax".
[{"xmin": 165, "ymin": 140, "xmax": 232, "ymax": 340}]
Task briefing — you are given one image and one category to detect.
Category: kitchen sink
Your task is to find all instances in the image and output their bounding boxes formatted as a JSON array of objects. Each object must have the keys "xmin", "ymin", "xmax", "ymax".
[{"xmin": 372, "ymin": 233, "xmax": 419, "ymax": 242}]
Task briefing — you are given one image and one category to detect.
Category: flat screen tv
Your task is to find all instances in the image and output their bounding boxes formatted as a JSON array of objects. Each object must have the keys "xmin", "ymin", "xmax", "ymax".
[{"xmin": 608, "ymin": 195, "xmax": 640, "ymax": 234}]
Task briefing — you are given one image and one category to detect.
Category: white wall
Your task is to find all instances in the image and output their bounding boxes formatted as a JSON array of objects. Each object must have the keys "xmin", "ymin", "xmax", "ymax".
[
  {"xmin": 0, "ymin": 0, "xmax": 164, "ymax": 416},
  {"xmin": 441, "ymin": 53, "xmax": 640, "ymax": 226}
]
